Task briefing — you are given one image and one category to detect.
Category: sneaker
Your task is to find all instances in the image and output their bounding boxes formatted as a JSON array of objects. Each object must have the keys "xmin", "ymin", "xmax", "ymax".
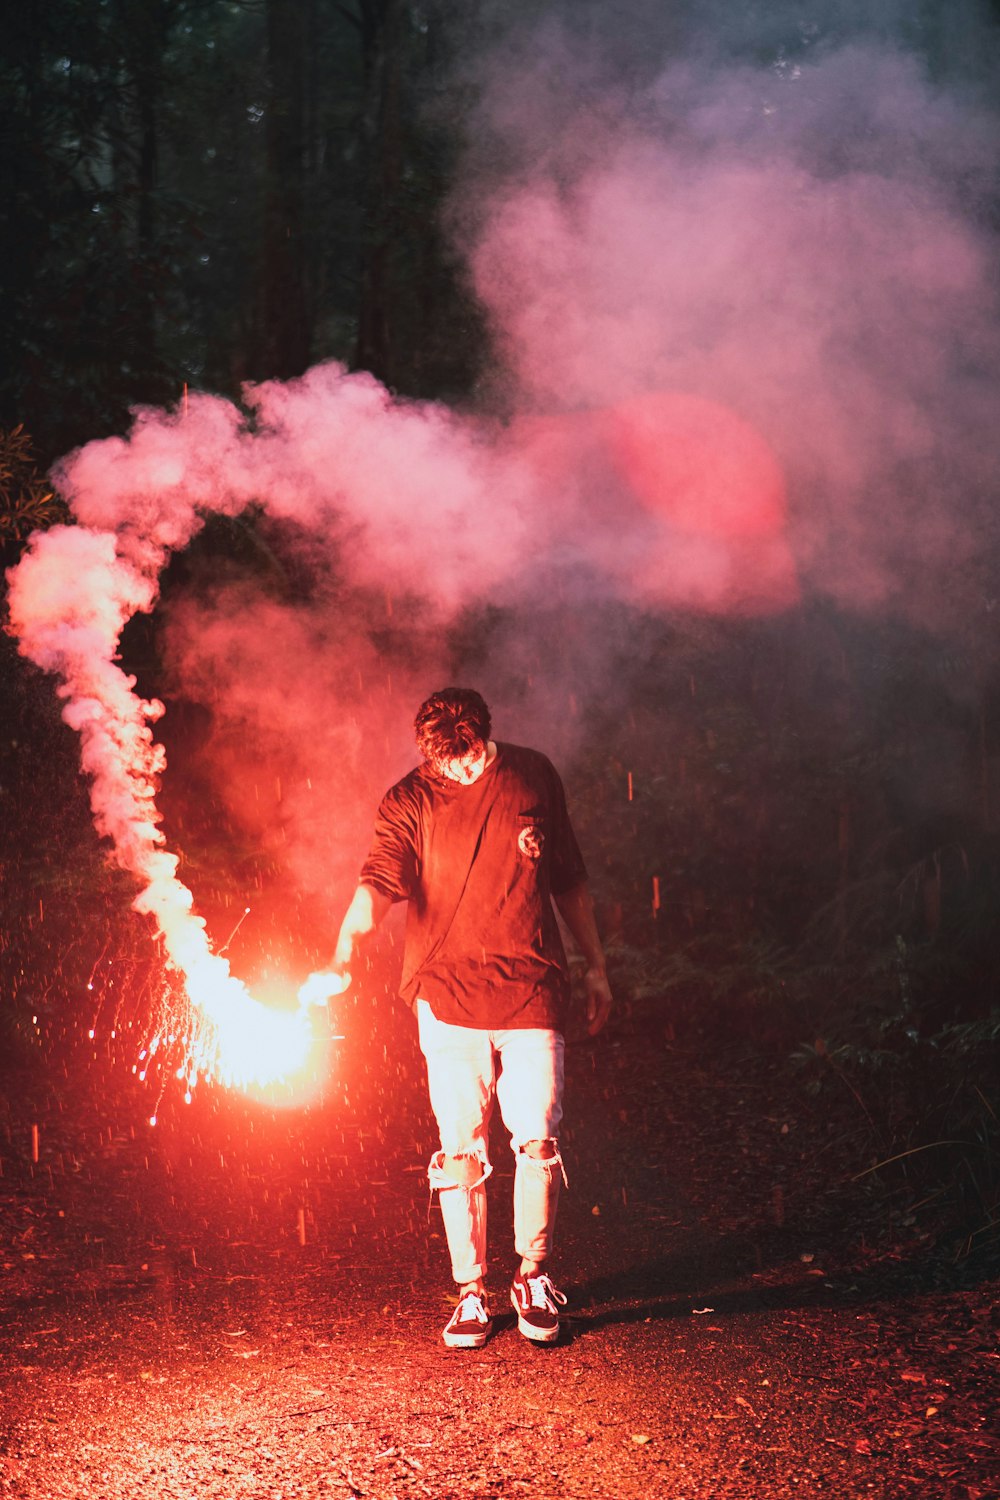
[
  {"xmin": 510, "ymin": 1271, "xmax": 567, "ymax": 1343},
  {"xmin": 442, "ymin": 1290, "xmax": 493, "ymax": 1349}
]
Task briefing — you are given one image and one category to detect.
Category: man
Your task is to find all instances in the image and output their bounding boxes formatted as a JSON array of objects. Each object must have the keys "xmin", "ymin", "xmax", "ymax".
[{"xmin": 329, "ymin": 687, "xmax": 612, "ymax": 1348}]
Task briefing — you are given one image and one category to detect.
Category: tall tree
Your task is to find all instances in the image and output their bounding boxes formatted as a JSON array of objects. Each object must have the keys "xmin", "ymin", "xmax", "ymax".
[
  {"xmin": 256, "ymin": 0, "xmax": 312, "ymax": 378},
  {"xmin": 353, "ymin": 0, "xmax": 401, "ymax": 385},
  {"xmin": 352, "ymin": 0, "xmax": 485, "ymax": 397},
  {"xmin": 114, "ymin": 0, "xmax": 174, "ymax": 375}
]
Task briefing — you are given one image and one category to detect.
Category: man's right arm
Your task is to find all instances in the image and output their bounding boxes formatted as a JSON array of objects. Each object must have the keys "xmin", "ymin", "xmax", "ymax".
[{"xmin": 332, "ymin": 882, "xmax": 394, "ymax": 975}]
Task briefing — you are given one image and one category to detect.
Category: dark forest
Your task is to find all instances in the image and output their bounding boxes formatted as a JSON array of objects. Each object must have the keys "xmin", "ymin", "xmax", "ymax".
[{"xmin": 3, "ymin": 0, "xmax": 1000, "ymax": 1355}]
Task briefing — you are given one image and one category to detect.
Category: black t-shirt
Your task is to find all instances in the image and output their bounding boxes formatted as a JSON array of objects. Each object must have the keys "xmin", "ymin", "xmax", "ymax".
[{"xmin": 359, "ymin": 742, "xmax": 588, "ymax": 1030}]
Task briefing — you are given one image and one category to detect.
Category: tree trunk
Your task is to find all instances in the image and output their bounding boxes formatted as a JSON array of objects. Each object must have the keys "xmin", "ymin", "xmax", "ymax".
[
  {"xmin": 259, "ymin": 0, "xmax": 311, "ymax": 378},
  {"xmin": 354, "ymin": 0, "xmax": 403, "ymax": 386},
  {"xmin": 116, "ymin": 0, "xmax": 169, "ymax": 374},
  {"xmin": 134, "ymin": 23, "xmax": 160, "ymax": 365}
]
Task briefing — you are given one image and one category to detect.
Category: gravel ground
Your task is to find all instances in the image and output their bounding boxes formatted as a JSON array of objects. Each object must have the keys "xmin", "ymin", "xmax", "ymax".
[{"xmin": 1, "ymin": 1000, "xmax": 998, "ymax": 1500}]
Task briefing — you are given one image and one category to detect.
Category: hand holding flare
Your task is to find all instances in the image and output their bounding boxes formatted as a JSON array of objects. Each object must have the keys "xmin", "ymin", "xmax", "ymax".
[{"xmin": 297, "ymin": 969, "xmax": 352, "ymax": 1008}]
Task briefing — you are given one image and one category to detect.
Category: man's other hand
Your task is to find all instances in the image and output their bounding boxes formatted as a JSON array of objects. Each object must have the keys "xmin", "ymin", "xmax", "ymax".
[{"xmin": 583, "ymin": 965, "xmax": 613, "ymax": 1036}]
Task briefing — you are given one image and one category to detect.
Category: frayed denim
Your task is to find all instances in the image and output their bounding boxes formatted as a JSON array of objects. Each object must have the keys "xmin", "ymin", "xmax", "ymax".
[{"xmin": 416, "ymin": 999, "xmax": 566, "ymax": 1285}]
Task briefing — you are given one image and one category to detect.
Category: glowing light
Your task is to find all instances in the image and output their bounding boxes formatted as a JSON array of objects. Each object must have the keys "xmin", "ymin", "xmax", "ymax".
[
  {"xmin": 297, "ymin": 970, "xmax": 351, "ymax": 1008},
  {"xmin": 145, "ymin": 930, "xmax": 319, "ymax": 1091},
  {"xmin": 605, "ymin": 391, "xmax": 787, "ymax": 539},
  {"xmin": 602, "ymin": 391, "xmax": 800, "ymax": 613},
  {"xmin": 6, "ymin": 524, "xmax": 327, "ymax": 1098}
]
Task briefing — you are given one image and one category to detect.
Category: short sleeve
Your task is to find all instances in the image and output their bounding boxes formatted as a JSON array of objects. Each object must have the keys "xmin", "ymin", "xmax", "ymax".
[{"xmin": 359, "ymin": 783, "xmax": 419, "ymax": 901}]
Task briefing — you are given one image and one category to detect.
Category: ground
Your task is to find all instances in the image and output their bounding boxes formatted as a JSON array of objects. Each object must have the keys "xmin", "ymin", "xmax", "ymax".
[{"xmin": 1, "ymin": 992, "xmax": 997, "ymax": 1500}]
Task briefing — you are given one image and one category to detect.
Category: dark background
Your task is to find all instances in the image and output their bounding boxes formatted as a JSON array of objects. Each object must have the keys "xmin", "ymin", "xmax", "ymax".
[
  {"xmin": 0, "ymin": 0, "xmax": 486, "ymax": 464},
  {"xmin": 1, "ymin": 0, "xmax": 999, "ymax": 1261}
]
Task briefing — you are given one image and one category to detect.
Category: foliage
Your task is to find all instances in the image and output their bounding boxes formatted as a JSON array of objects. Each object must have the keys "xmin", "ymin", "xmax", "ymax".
[
  {"xmin": 606, "ymin": 892, "xmax": 1000, "ymax": 1251},
  {"xmin": 543, "ymin": 601, "xmax": 1000, "ymax": 1251},
  {"xmin": 787, "ymin": 921, "xmax": 1000, "ymax": 1252},
  {"xmin": 0, "ymin": 427, "xmax": 68, "ymax": 552}
]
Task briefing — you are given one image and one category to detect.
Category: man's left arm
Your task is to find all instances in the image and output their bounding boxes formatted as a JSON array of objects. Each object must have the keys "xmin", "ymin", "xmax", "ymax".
[{"xmin": 553, "ymin": 883, "xmax": 613, "ymax": 1037}]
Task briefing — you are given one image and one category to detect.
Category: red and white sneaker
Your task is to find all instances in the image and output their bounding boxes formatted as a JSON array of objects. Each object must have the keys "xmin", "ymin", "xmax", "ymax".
[
  {"xmin": 510, "ymin": 1271, "xmax": 567, "ymax": 1343},
  {"xmin": 442, "ymin": 1290, "xmax": 493, "ymax": 1349}
]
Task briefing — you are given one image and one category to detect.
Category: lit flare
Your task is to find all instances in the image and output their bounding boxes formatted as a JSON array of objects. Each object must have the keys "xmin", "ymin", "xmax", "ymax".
[
  {"xmin": 298, "ymin": 970, "xmax": 352, "ymax": 1008},
  {"xmin": 7, "ymin": 525, "xmax": 326, "ymax": 1097}
]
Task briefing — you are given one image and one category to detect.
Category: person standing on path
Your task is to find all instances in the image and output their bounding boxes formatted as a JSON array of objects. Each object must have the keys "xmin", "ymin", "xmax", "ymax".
[{"xmin": 327, "ymin": 687, "xmax": 613, "ymax": 1348}]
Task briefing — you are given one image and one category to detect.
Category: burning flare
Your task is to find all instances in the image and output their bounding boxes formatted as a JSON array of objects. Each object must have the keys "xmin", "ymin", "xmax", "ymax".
[{"xmin": 7, "ymin": 522, "xmax": 329, "ymax": 1092}]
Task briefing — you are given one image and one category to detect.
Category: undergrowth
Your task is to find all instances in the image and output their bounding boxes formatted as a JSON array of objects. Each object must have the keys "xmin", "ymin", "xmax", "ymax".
[{"xmin": 610, "ymin": 913, "xmax": 1000, "ymax": 1259}]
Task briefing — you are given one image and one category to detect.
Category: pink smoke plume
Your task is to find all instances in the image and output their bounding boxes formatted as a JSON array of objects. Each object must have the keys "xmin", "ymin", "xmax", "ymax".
[{"xmin": 5, "ymin": 454, "xmax": 320, "ymax": 1094}]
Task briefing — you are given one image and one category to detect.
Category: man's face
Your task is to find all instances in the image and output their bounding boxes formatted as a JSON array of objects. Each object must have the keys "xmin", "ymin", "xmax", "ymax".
[{"xmin": 435, "ymin": 741, "xmax": 489, "ymax": 785}]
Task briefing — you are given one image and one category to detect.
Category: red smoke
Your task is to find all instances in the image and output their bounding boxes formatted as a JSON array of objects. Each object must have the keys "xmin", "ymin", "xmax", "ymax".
[
  {"xmin": 605, "ymin": 392, "xmax": 786, "ymax": 539},
  {"xmin": 498, "ymin": 393, "xmax": 797, "ymax": 614},
  {"xmin": 463, "ymin": 42, "xmax": 1000, "ymax": 618},
  {"xmin": 603, "ymin": 391, "xmax": 798, "ymax": 612}
]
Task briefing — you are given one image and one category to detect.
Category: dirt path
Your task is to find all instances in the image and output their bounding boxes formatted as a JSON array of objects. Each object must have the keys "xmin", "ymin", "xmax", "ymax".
[{"xmin": 1, "ymin": 1001, "xmax": 997, "ymax": 1499}]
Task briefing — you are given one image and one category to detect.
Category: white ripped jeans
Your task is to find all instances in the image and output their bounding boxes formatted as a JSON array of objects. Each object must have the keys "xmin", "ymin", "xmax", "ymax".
[{"xmin": 416, "ymin": 999, "xmax": 566, "ymax": 1287}]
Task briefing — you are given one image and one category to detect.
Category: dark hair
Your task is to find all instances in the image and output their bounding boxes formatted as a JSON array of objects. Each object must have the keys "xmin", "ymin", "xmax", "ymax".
[{"xmin": 415, "ymin": 687, "xmax": 492, "ymax": 765}]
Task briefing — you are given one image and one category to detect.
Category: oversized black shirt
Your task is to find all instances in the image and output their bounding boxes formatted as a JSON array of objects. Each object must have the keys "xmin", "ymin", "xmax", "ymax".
[{"xmin": 359, "ymin": 742, "xmax": 588, "ymax": 1030}]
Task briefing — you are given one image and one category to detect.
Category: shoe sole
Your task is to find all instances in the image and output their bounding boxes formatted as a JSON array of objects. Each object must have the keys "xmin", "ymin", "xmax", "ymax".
[
  {"xmin": 442, "ymin": 1324, "xmax": 493, "ymax": 1349},
  {"xmin": 510, "ymin": 1293, "xmax": 560, "ymax": 1343}
]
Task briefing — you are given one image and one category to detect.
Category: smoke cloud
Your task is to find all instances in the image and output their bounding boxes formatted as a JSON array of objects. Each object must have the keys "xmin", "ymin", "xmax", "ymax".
[
  {"xmin": 456, "ymin": 14, "xmax": 1000, "ymax": 617},
  {"xmin": 6, "ymin": 0, "xmax": 1000, "ymax": 1077}
]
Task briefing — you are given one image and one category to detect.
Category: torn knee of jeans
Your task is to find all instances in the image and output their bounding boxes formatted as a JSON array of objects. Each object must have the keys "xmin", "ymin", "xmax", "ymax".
[
  {"xmin": 514, "ymin": 1140, "xmax": 569, "ymax": 1189},
  {"xmin": 428, "ymin": 1149, "xmax": 493, "ymax": 1192},
  {"xmin": 518, "ymin": 1137, "xmax": 560, "ymax": 1160}
]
